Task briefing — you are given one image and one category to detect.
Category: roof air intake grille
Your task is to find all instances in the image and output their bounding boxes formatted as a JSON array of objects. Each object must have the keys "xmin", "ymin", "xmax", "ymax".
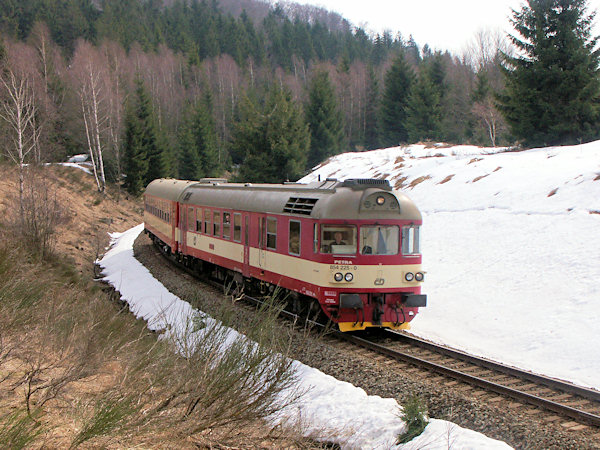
[
  {"xmin": 283, "ymin": 197, "xmax": 318, "ymax": 215},
  {"xmin": 341, "ymin": 179, "xmax": 392, "ymax": 190}
]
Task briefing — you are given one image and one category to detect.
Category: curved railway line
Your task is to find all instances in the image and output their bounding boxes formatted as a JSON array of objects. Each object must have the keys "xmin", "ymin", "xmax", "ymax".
[
  {"xmin": 334, "ymin": 330, "xmax": 600, "ymax": 429},
  {"xmin": 148, "ymin": 239, "xmax": 600, "ymax": 434}
]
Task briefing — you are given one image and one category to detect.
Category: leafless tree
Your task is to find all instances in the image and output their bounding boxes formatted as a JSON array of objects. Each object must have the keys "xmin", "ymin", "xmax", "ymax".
[
  {"xmin": 29, "ymin": 22, "xmax": 67, "ymax": 162},
  {"xmin": 71, "ymin": 40, "xmax": 108, "ymax": 192},
  {"xmin": 472, "ymin": 101, "xmax": 503, "ymax": 147},
  {"xmin": 0, "ymin": 66, "xmax": 42, "ymax": 221}
]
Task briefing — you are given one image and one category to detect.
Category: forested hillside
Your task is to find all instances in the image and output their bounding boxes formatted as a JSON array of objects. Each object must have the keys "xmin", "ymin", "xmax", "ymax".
[{"xmin": 1, "ymin": 0, "xmax": 599, "ymax": 188}]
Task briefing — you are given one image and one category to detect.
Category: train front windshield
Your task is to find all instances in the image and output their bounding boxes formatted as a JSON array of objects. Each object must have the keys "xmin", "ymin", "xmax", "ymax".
[
  {"xmin": 321, "ymin": 225, "xmax": 357, "ymax": 254},
  {"xmin": 359, "ymin": 226, "xmax": 399, "ymax": 255}
]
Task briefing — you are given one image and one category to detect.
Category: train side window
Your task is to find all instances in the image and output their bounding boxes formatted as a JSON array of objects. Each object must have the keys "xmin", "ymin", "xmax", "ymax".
[
  {"xmin": 289, "ymin": 221, "xmax": 300, "ymax": 255},
  {"xmin": 204, "ymin": 209, "xmax": 211, "ymax": 234},
  {"xmin": 196, "ymin": 208, "xmax": 202, "ymax": 232},
  {"xmin": 233, "ymin": 213, "xmax": 242, "ymax": 242},
  {"xmin": 313, "ymin": 223, "xmax": 319, "ymax": 253},
  {"xmin": 188, "ymin": 207, "xmax": 195, "ymax": 231},
  {"xmin": 259, "ymin": 217, "xmax": 265, "ymax": 248},
  {"xmin": 402, "ymin": 225, "xmax": 421, "ymax": 255},
  {"xmin": 223, "ymin": 212, "xmax": 231, "ymax": 239},
  {"xmin": 213, "ymin": 211, "xmax": 221, "ymax": 237},
  {"xmin": 266, "ymin": 217, "xmax": 277, "ymax": 250}
]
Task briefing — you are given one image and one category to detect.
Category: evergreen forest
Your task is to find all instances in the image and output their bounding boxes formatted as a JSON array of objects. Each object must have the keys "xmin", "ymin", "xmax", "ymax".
[{"xmin": 1, "ymin": 0, "xmax": 599, "ymax": 190}]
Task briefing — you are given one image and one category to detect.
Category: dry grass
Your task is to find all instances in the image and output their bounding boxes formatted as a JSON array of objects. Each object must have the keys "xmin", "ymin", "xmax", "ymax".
[
  {"xmin": 0, "ymin": 163, "xmax": 312, "ymax": 448},
  {"xmin": 438, "ymin": 174, "xmax": 455, "ymax": 185}
]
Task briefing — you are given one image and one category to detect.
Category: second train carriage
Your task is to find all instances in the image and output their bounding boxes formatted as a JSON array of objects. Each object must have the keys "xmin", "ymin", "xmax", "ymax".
[{"xmin": 144, "ymin": 177, "xmax": 427, "ymax": 332}]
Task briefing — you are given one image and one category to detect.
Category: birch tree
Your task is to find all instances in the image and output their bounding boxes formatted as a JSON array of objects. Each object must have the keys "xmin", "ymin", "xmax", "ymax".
[
  {"xmin": 0, "ymin": 68, "xmax": 41, "ymax": 221},
  {"xmin": 71, "ymin": 40, "xmax": 108, "ymax": 192}
]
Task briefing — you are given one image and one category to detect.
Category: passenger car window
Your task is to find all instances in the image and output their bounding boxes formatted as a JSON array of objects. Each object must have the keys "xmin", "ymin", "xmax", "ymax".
[
  {"xmin": 213, "ymin": 211, "xmax": 221, "ymax": 236},
  {"xmin": 233, "ymin": 214, "xmax": 242, "ymax": 242},
  {"xmin": 223, "ymin": 212, "xmax": 231, "ymax": 239},
  {"xmin": 289, "ymin": 221, "xmax": 300, "ymax": 255},
  {"xmin": 266, "ymin": 217, "xmax": 277, "ymax": 250},
  {"xmin": 188, "ymin": 207, "xmax": 195, "ymax": 231},
  {"xmin": 204, "ymin": 209, "xmax": 211, "ymax": 234}
]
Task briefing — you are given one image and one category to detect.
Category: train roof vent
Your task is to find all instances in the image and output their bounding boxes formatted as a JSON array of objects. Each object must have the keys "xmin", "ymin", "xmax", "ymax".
[
  {"xmin": 197, "ymin": 178, "xmax": 228, "ymax": 184},
  {"xmin": 341, "ymin": 178, "xmax": 392, "ymax": 190},
  {"xmin": 283, "ymin": 197, "xmax": 318, "ymax": 215}
]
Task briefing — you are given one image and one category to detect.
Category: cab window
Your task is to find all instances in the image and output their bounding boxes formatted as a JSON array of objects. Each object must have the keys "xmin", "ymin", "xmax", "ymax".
[
  {"xmin": 360, "ymin": 226, "xmax": 399, "ymax": 255},
  {"xmin": 320, "ymin": 225, "xmax": 356, "ymax": 254},
  {"xmin": 402, "ymin": 225, "xmax": 421, "ymax": 255}
]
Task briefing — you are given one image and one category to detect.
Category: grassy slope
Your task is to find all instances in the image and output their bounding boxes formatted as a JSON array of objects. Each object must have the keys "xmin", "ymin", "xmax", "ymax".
[{"xmin": 0, "ymin": 165, "xmax": 305, "ymax": 448}]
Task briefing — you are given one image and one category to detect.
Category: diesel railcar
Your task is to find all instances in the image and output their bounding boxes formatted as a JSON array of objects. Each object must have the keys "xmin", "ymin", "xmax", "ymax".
[{"xmin": 144, "ymin": 177, "xmax": 427, "ymax": 332}]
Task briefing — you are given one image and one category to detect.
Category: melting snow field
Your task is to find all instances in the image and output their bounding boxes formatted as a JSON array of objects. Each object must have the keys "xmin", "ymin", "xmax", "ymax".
[
  {"xmin": 99, "ymin": 225, "xmax": 510, "ymax": 448},
  {"xmin": 301, "ymin": 141, "xmax": 600, "ymax": 391}
]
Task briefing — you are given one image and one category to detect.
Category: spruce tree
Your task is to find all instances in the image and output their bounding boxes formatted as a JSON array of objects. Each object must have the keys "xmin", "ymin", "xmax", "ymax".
[
  {"xmin": 380, "ymin": 52, "xmax": 414, "ymax": 146},
  {"xmin": 122, "ymin": 79, "xmax": 167, "ymax": 194},
  {"xmin": 178, "ymin": 106, "xmax": 201, "ymax": 180},
  {"xmin": 498, "ymin": 0, "xmax": 600, "ymax": 146},
  {"xmin": 364, "ymin": 65, "xmax": 380, "ymax": 150},
  {"xmin": 123, "ymin": 102, "xmax": 148, "ymax": 195},
  {"xmin": 406, "ymin": 73, "xmax": 442, "ymax": 142},
  {"xmin": 194, "ymin": 91, "xmax": 221, "ymax": 178},
  {"xmin": 305, "ymin": 70, "xmax": 344, "ymax": 169},
  {"xmin": 138, "ymin": 82, "xmax": 168, "ymax": 185},
  {"xmin": 233, "ymin": 85, "xmax": 309, "ymax": 183}
]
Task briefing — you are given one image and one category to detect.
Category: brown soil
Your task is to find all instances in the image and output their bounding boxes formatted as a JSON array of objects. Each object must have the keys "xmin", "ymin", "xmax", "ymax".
[{"xmin": 0, "ymin": 164, "xmax": 141, "ymax": 274}]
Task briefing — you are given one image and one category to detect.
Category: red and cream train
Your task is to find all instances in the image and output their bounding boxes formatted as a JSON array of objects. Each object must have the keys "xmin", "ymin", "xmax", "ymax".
[{"xmin": 143, "ymin": 177, "xmax": 426, "ymax": 332}]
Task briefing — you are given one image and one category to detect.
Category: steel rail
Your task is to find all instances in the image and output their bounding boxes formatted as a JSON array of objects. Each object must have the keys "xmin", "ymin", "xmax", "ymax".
[{"xmin": 388, "ymin": 330, "xmax": 600, "ymax": 403}]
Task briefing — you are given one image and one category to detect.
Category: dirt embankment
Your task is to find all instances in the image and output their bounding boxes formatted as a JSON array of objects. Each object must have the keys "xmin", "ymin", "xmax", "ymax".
[{"xmin": 0, "ymin": 164, "xmax": 142, "ymax": 275}]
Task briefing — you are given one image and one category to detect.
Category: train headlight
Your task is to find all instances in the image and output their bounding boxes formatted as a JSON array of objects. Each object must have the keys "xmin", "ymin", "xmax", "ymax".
[
  {"xmin": 405, "ymin": 272, "xmax": 414, "ymax": 282},
  {"xmin": 334, "ymin": 272, "xmax": 343, "ymax": 282},
  {"xmin": 344, "ymin": 272, "xmax": 354, "ymax": 282},
  {"xmin": 415, "ymin": 272, "xmax": 424, "ymax": 282},
  {"xmin": 376, "ymin": 196, "xmax": 386, "ymax": 205}
]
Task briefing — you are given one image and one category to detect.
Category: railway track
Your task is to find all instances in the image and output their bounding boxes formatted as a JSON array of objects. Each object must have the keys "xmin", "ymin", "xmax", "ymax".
[
  {"xmin": 148, "ymin": 240, "xmax": 600, "ymax": 431},
  {"xmin": 333, "ymin": 330, "xmax": 600, "ymax": 430}
]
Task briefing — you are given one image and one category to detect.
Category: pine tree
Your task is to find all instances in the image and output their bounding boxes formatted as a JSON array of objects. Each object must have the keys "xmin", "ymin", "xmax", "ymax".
[
  {"xmin": 406, "ymin": 73, "xmax": 442, "ymax": 142},
  {"xmin": 233, "ymin": 85, "xmax": 309, "ymax": 183},
  {"xmin": 305, "ymin": 70, "xmax": 344, "ymax": 169},
  {"xmin": 380, "ymin": 52, "xmax": 414, "ymax": 146},
  {"xmin": 498, "ymin": 0, "xmax": 600, "ymax": 146}
]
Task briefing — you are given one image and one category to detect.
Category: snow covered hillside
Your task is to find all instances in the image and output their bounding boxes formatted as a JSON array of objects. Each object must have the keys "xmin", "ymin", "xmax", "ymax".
[{"xmin": 300, "ymin": 141, "xmax": 600, "ymax": 390}]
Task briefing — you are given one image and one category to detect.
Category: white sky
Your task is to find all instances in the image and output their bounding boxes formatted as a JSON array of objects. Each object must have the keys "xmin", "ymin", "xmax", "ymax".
[{"xmin": 287, "ymin": 0, "xmax": 600, "ymax": 55}]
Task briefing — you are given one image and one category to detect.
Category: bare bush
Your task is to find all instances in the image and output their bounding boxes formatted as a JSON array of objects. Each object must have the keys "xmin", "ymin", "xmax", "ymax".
[{"xmin": 9, "ymin": 168, "xmax": 70, "ymax": 259}]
